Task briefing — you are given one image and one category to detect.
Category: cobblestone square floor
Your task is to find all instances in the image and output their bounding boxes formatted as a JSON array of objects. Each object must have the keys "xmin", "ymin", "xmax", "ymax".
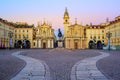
[{"xmin": 0, "ymin": 49, "xmax": 120, "ymax": 80}]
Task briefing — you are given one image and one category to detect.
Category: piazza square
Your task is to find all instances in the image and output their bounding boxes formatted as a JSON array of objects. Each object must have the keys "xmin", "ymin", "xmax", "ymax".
[{"xmin": 0, "ymin": 0, "xmax": 120, "ymax": 80}]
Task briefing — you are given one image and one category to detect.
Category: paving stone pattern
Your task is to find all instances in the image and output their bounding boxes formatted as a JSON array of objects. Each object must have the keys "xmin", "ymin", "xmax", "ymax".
[
  {"xmin": 97, "ymin": 50, "xmax": 120, "ymax": 80},
  {"xmin": 71, "ymin": 52, "xmax": 112, "ymax": 80},
  {"xmin": 21, "ymin": 49, "xmax": 101, "ymax": 80},
  {"xmin": 0, "ymin": 49, "xmax": 25, "ymax": 80},
  {"xmin": 11, "ymin": 51, "xmax": 50, "ymax": 80}
]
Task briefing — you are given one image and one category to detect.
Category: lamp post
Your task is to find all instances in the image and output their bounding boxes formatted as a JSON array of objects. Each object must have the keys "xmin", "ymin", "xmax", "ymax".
[
  {"xmin": 106, "ymin": 31, "xmax": 112, "ymax": 51},
  {"xmin": 8, "ymin": 31, "xmax": 13, "ymax": 49}
]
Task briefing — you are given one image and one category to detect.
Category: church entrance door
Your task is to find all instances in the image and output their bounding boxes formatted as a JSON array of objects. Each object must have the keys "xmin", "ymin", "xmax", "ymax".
[
  {"xmin": 43, "ymin": 43, "xmax": 46, "ymax": 49},
  {"xmin": 75, "ymin": 42, "xmax": 78, "ymax": 49}
]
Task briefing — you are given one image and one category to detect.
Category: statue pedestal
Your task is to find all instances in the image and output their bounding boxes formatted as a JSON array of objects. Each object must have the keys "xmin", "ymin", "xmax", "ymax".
[{"xmin": 58, "ymin": 40, "xmax": 63, "ymax": 48}]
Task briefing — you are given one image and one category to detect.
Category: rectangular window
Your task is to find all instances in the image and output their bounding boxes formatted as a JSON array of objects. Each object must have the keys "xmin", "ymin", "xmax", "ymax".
[
  {"xmin": 102, "ymin": 30, "xmax": 104, "ymax": 33},
  {"xmin": 98, "ymin": 36, "xmax": 100, "ymax": 39},
  {"xmin": 94, "ymin": 36, "xmax": 96, "ymax": 39},
  {"xmin": 19, "ymin": 35, "xmax": 21, "ymax": 38},
  {"xmin": 102, "ymin": 36, "xmax": 104, "ymax": 39},
  {"xmin": 90, "ymin": 36, "xmax": 92, "ymax": 39}
]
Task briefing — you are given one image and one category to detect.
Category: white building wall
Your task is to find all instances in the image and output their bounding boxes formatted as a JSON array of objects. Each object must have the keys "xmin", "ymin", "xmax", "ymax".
[
  {"xmin": 47, "ymin": 40, "xmax": 50, "ymax": 48},
  {"xmin": 51, "ymin": 39, "xmax": 54, "ymax": 48},
  {"xmin": 39, "ymin": 40, "xmax": 41, "ymax": 48}
]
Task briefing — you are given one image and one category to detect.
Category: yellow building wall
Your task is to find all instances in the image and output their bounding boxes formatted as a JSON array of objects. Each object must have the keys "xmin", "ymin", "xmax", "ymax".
[
  {"xmin": 0, "ymin": 21, "xmax": 14, "ymax": 48},
  {"xmin": 86, "ymin": 26, "xmax": 105, "ymax": 48},
  {"xmin": 105, "ymin": 19, "xmax": 120, "ymax": 46},
  {"xmin": 14, "ymin": 28, "xmax": 33, "ymax": 48}
]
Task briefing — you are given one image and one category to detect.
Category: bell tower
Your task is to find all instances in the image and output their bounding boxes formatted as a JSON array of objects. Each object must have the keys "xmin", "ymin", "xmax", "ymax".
[{"xmin": 63, "ymin": 8, "xmax": 70, "ymax": 36}]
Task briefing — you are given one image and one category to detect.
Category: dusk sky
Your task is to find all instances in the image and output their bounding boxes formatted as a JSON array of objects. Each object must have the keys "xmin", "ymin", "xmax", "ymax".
[{"xmin": 0, "ymin": 0, "xmax": 120, "ymax": 32}]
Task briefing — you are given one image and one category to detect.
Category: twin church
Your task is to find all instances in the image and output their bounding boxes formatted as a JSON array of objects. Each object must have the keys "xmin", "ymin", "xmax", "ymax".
[
  {"xmin": 1, "ymin": 8, "xmax": 119, "ymax": 49},
  {"xmin": 32, "ymin": 8, "xmax": 88, "ymax": 49}
]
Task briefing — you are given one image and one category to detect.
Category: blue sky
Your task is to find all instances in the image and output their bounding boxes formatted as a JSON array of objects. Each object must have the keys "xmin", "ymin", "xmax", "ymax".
[{"xmin": 0, "ymin": 0, "xmax": 120, "ymax": 36}]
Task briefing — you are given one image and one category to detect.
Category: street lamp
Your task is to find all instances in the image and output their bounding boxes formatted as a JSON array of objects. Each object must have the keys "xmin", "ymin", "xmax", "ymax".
[
  {"xmin": 106, "ymin": 31, "xmax": 112, "ymax": 50},
  {"xmin": 8, "ymin": 31, "xmax": 13, "ymax": 49}
]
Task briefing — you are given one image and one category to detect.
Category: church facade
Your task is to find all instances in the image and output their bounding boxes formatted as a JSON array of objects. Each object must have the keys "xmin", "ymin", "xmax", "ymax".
[
  {"xmin": 63, "ymin": 8, "xmax": 87, "ymax": 49},
  {"xmin": 0, "ymin": 8, "xmax": 120, "ymax": 49},
  {"xmin": 33, "ymin": 21, "xmax": 55, "ymax": 48}
]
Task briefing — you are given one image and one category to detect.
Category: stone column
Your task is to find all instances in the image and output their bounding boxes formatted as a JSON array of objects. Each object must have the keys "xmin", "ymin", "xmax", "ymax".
[
  {"xmin": 47, "ymin": 39, "xmax": 50, "ymax": 48},
  {"xmin": 39, "ymin": 40, "xmax": 41, "ymax": 48},
  {"xmin": 80, "ymin": 38, "xmax": 82, "ymax": 49},
  {"xmin": 37, "ymin": 39, "xmax": 39, "ymax": 48},
  {"xmin": 51, "ymin": 39, "xmax": 53, "ymax": 48},
  {"xmin": 71, "ymin": 39, "xmax": 74, "ymax": 49}
]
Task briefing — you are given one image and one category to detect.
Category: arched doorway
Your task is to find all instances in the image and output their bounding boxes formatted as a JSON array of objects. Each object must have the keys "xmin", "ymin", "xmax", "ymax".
[
  {"xmin": 17, "ymin": 40, "xmax": 22, "ymax": 48},
  {"xmin": 26, "ymin": 40, "xmax": 30, "ymax": 48},
  {"xmin": 43, "ymin": 42, "xmax": 46, "ymax": 49},
  {"xmin": 74, "ymin": 42, "xmax": 78, "ymax": 49},
  {"xmin": 89, "ymin": 40, "xmax": 94, "ymax": 49},
  {"xmin": 97, "ymin": 41, "xmax": 102, "ymax": 49}
]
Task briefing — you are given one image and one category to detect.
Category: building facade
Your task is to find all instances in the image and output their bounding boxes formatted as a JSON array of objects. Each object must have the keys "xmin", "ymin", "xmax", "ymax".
[
  {"xmin": 0, "ymin": 18, "xmax": 14, "ymax": 49},
  {"xmin": 105, "ymin": 16, "xmax": 120, "ymax": 49},
  {"xmin": 63, "ymin": 8, "xmax": 87, "ymax": 49},
  {"xmin": 86, "ymin": 24, "xmax": 105, "ymax": 49},
  {"xmin": 14, "ymin": 22, "xmax": 34, "ymax": 48},
  {"xmin": 33, "ymin": 21, "xmax": 55, "ymax": 48},
  {"xmin": 0, "ymin": 9, "xmax": 120, "ymax": 49}
]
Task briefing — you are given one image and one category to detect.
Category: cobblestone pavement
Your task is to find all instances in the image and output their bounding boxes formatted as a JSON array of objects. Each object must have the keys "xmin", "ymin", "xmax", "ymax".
[
  {"xmin": 71, "ymin": 52, "xmax": 111, "ymax": 80},
  {"xmin": 21, "ymin": 48, "xmax": 101, "ymax": 80},
  {"xmin": 0, "ymin": 49, "xmax": 26, "ymax": 80},
  {"xmin": 11, "ymin": 51, "xmax": 50, "ymax": 80},
  {"xmin": 97, "ymin": 50, "xmax": 120, "ymax": 80},
  {"xmin": 1, "ymin": 49, "xmax": 120, "ymax": 80}
]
